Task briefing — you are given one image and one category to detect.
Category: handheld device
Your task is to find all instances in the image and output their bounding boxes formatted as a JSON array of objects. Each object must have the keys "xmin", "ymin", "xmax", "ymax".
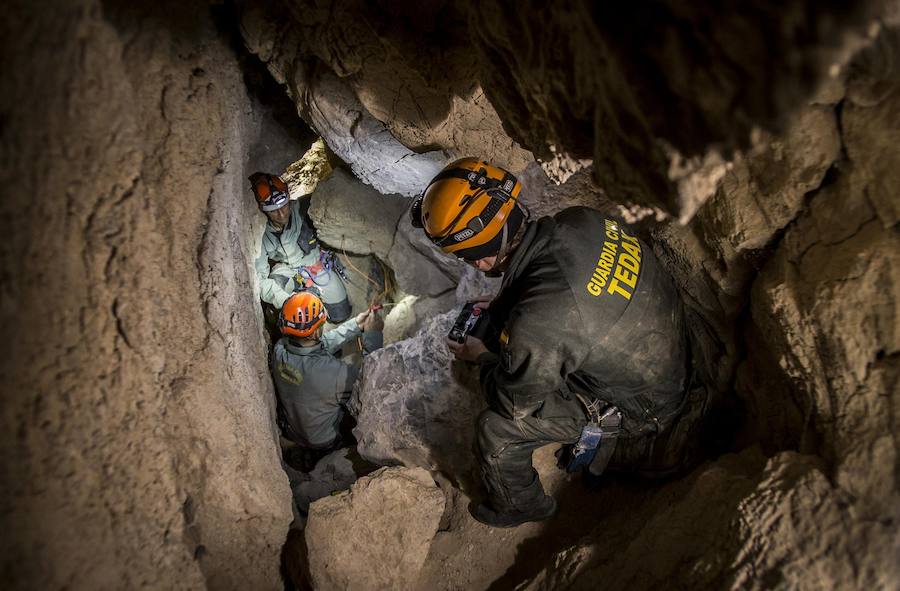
[{"xmin": 448, "ymin": 302, "xmax": 487, "ymax": 344}]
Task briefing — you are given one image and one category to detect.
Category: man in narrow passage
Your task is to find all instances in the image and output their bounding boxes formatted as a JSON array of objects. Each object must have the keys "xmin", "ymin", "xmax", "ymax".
[
  {"xmin": 271, "ymin": 291, "xmax": 383, "ymax": 469},
  {"xmin": 411, "ymin": 158, "xmax": 705, "ymax": 527},
  {"xmin": 250, "ymin": 172, "xmax": 351, "ymax": 322}
]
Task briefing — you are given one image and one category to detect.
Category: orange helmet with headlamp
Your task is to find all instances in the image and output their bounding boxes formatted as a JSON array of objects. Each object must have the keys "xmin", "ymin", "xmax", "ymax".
[
  {"xmin": 410, "ymin": 158, "xmax": 527, "ymax": 262},
  {"xmin": 249, "ymin": 172, "xmax": 290, "ymax": 212},
  {"xmin": 279, "ymin": 291, "xmax": 328, "ymax": 338}
]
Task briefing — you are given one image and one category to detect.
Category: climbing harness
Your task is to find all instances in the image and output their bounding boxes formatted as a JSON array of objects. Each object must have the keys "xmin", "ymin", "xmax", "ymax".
[{"xmin": 295, "ymin": 250, "xmax": 347, "ymax": 290}]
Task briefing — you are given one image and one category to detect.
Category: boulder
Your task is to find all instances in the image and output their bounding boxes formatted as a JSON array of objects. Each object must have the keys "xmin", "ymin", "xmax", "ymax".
[
  {"xmin": 309, "ymin": 168, "xmax": 410, "ymax": 257},
  {"xmin": 387, "ymin": 214, "xmax": 466, "ymax": 297},
  {"xmin": 288, "ymin": 448, "xmax": 371, "ymax": 514},
  {"xmin": 283, "ymin": 137, "xmax": 333, "ymax": 197},
  {"xmin": 351, "ymin": 311, "xmax": 485, "ymax": 480},
  {"xmin": 305, "ymin": 466, "xmax": 445, "ymax": 591}
]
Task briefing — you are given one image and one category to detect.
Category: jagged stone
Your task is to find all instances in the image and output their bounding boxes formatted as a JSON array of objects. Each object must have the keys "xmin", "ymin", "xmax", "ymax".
[
  {"xmin": 308, "ymin": 167, "xmax": 410, "ymax": 257},
  {"xmin": 283, "ymin": 137, "xmax": 333, "ymax": 197},
  {"xmin": 468, "ymin": 1, "xmax": 884, "ymax": 217},
  {"xmin": 387, "ymin": 214, "xmax": 465, "ymax": 297},
  {"xmin": 454, "ymin": 266, "xmax": 502, "ymax": 306},
  {"xmin": 240, "ymin": 0, "xmax": 532, "ymax": 179},
  {"xmin": 701, "ymin": 107, "xmax": 841, "ymax": 258},
  {"xmin": 288, "ymin": 448, "xmax": 368, "ymax": 514},
  {"xmin": 351, "ymin": 311, "xmax": 485, "ymax": 479},
  {"xmin": 514, "ymin": 451, "xmax": 900, "ymax": 591},
  {"xmin": 750, "ymin": 175, "xmax": 898, "ymax": 509},
  {"xmin": 382, "ymin": 293, "xmax": 456, "ymax": 344},
  {"xmin": 306, "ymin": 466, "xmax": 445, "ymax": 591},
  {"xmin": 844, "ymin": 33, "xmax": 900, "ymax": 228}
]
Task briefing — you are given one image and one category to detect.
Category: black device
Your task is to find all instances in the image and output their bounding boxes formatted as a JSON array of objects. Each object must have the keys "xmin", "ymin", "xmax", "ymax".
[{"xmin": 448, "ymin": 302, "xmax": 493, "ymax": 344}]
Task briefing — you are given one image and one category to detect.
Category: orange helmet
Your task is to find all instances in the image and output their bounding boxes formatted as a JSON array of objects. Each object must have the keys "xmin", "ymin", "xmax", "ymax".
[
  {"xmin": 249, "ymin": 172, "xmax": 290, "ymax": 212},
  {"xmin": 411, "ymin": 158, "xmax": 526, "ymax": 261},
  {"xmin": 279, "ymin": 292, "xmax": 328, "ymax": 338}
]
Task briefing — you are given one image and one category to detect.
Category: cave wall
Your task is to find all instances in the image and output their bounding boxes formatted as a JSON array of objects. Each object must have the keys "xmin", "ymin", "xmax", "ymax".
[
  {"xmin": 0, "ymin": 1, "xmax": 294, "ymax": 588},
  {"xmin": 239, "ymin": 0, "xmax": 533, "ymax": 198},
  {"xmin": 468, "ymin": 0, "xmax": 891, "ymax": 218}
]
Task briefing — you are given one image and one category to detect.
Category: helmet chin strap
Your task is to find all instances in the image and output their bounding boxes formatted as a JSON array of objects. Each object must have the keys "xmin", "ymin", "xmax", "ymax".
[
  {"xmin": 484, "ymin": 202, "xmax": 529, "ymax": 277},
  {"xmin": 484, "ymin": 223, "xmax": 509, "ymax": 278}
]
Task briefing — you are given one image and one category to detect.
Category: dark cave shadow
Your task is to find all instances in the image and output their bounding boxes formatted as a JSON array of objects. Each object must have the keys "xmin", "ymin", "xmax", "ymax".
[
  {"xmin": 485, "ymin": 446, "xmax": 766, "ymax": 591},
  {"xmin": 483, "ymin": 470, "xmax": 657, "ymax": 591},
  {"xmin": 488, "ymin": 458, "xmax": 712, "ymax": 591}
]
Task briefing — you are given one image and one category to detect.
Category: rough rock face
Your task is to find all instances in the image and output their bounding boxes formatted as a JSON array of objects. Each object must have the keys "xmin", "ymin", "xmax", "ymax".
[
  {"xmin": 283, "ymin": 138, "xmax": 333, "ymax": 197},
  {"xmin": 351, "ymin": 312, "xmax": 485, "ymax": 481},
  {"xmin": 467, "ymin": 0, "xmax": 889, "ymax": 216},
  {"xmin": 305, "ymin": 467, "xmax": 445, "ymax": 591},
  {"xmin": 243, "ymin": 0, "xmax": 887, "ymax": 215},
  {"xmin": 288, "ymin": 448, "xmax": 367, "ymax": 514},
  {"xmin": 515, "ymin": 450, "xmax": 900, "ymax": 591},
  {"xmin": 239, "ymin": 0, "xmax": 532, "ymax": 199},
  {"xmin": 6, "ymin": 0, "xmax": 900, "ymax": 589},
  {"xmin": 1, "ymin": 1, "xmax": 293, "ymax": 588},
  {"xmin": 309, "ymin": 168, "xmax": 409, "ymax": 257}
]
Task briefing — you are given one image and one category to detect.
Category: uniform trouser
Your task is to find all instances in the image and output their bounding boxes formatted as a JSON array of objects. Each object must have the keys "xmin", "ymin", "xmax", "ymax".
[
  {"xmin": 476, "ymin": 408, "xmax": 585, "ymax": 512},
  {"xmin": 476, "ymin": 385, "xmax": 706, "ymax": 512}
]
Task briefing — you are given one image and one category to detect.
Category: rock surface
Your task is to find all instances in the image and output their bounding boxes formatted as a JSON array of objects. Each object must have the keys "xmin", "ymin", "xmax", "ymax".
[
  {"xmin": 509, "ymin": 451, "xmax": 900, "ymax": 591},
  {"xmin": 309, "ymin": 168, "xmax": 409, "ymax": 257},
  {"xmin": 239, "ymin": 0, "xmax": 533, "ymax": 198},
  {"xmin": 288, "ymin": 448, "xmax": 368, "ymax": 514},
  {"xmin": 305, "ymin": 466, "xmax": 445, "ymax": 591},
  {"xmin": 283, "ymin": 137, "xmax": 334, "ymax": 197},
  {"xmin": 351, "ymin": 312, "xmax": 485, "ymax": 482},
  {"xmin": 468, "ymin": 0, "xmax": 888, "ymax": 216},
  {"xmin": 6, "ymin": 1, "xmax": 900, "ymax": 590},
  {"xmin": 0, "ymin": 2, "xmax": 295, "ymax": 589}
]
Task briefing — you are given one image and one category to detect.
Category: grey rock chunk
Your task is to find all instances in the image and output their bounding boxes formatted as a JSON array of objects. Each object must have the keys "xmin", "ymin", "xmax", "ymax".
[
  {"xmin": 351, "ymin": 311, "xmax": 485, "ymax": 479},
  {"xmin": 387, "ymin": 215, "xmax": 465, "ymax": 297},
  {"xmin": 309, "ymin": 167, "xmax": 410, "ymax": 258},
  {"xmin": 287, "ymin": 448, "xmax": 362, "ymax": 514}
]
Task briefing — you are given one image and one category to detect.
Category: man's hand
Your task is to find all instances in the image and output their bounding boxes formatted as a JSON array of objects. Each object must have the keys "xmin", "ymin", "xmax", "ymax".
[
  {"xmin": 447, "ymin": 334, "xmax": 488, "ymax": 362},
  {"xmin": 357, "ymin": 308, "xmax": 383, "ymax": 332},
  {"xmin": 470, "ymin": 295, "xmax": 492, "ymax": 307}
]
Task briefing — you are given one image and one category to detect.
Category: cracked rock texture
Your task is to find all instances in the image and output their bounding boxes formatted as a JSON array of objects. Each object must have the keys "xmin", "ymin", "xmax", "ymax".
[
  {"xmin": 514, "ymin": 450, "xmax": 900, "ymax": 591},
  {"xmin": 239, "ymin": 0, "xmax": 532, "ymax": 199},
  {"xmin": 351, "ymin": 312, "xmax": 484, "ymax": 480},
  {"xmin": 305, "ymin": 466, "xmax": 445, "ymax": 591},
  {"xmin": 1, "ymin": 1, "xmax": 295, "ymax": 589},
  {"xmin": 243, "ymin": 0, "xmax": 890, "ymax": 216}
]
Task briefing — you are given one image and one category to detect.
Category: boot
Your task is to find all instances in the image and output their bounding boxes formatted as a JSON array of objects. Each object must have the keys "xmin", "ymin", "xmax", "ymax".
[{"xmin": 471, "ymin": 495, "xmax": 558, "ymax": 528}]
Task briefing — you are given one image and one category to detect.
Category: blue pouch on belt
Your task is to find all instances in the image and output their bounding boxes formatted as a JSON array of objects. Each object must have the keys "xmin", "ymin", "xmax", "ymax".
[{"xmin": 566, "ymin": 423, "xmax": 603, "ymax": 472}]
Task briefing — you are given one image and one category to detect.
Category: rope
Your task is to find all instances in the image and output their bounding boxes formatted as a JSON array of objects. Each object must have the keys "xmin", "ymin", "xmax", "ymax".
[{"xmin": 337, "ymin": 236, "xmax": 394, "ymax": 308}]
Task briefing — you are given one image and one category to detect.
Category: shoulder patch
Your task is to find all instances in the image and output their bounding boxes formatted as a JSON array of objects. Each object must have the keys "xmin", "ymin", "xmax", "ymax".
[{"xmin": 278, "ymin": 363, "xmax": 304, "ymax": 385}]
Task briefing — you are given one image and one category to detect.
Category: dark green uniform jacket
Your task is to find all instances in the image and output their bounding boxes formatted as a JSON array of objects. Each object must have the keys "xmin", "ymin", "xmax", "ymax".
[
  {"xmin": 271, "ymin": 320, "xmax": 382, "ymax": 448},
  {"xmin": 482, "ymin": 207, "xmax": 687, "ymax": 431}
]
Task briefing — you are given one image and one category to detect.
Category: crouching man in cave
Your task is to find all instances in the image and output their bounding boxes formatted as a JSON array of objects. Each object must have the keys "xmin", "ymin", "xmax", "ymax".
[
  {"xmin": 411, "ymin": 158, "xmax": 704, "ymax": 528},
  {"xmin": 249, "ymin": 172, "xmax": 351, "ymax": 322},
  {"xmin": 271, "ymin": 291, "xmax": 383, "ymax": 470}
]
